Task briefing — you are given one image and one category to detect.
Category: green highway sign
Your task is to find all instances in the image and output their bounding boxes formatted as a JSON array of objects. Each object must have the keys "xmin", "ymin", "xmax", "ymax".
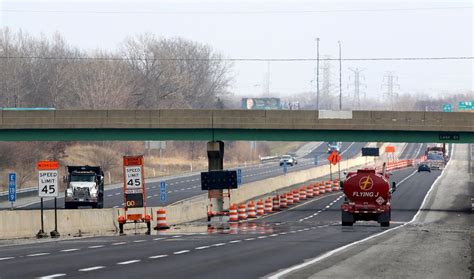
[
  {"xmin": 439, "ymin": 133, "xmax": 460, "ymax": 141},
  {"xmin": 441, "ymin": 104, "xmax": 452, "ymax": 112},
  {"xmin": 458, "ymin": 101, "xmax": 474, "ymax": 111}
]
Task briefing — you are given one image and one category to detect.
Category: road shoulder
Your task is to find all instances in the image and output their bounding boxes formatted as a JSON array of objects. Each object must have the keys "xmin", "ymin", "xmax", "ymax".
[{"xmin": 283, "ymin": 144, "xmax": 472, "ymax": 279}]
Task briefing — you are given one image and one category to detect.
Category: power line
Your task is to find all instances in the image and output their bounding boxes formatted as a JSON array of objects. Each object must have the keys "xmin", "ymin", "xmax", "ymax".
[
  {"xmin": 0, "ymin": 56, "xmax": 472, "ymax": 62},
  {"xmin": 1, "ymin": 6, "xmax": 471, "ymax": 15}
]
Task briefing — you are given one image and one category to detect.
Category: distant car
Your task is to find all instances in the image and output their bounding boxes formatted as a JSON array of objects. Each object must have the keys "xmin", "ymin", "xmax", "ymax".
[
  {"xmin": 418, "ymin": 163, "xmax": 431, "ymax": 173},
  {"xmin": 279, "ymin": 155, "xmax": 297, "ymax": 166}
]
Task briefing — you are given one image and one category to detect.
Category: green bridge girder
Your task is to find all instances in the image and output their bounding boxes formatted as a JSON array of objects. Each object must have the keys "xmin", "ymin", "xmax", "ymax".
[{"xmin": 0, "ymin": 129, "xmax": 471, "ymax": 143}]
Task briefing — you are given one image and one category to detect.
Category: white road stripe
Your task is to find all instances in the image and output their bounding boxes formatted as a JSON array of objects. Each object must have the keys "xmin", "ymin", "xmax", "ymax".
[
  {"xmin": 212, "ymin": 243, "xmax": 226, "ymax": 247},
  {"xmin": 88, "ymin": 245, "xmax": 104, "ymax": 249},
  {"xmin": 0, "ymin": 257, "xmax": 14, "ymax": 261},
  {"xmin": 149, "ymin": 255, "xmax": 168, "ymax": 259},
  {"xmin": 112, "ymin": 242, "xmax": 127, "ymax": 246},
  {"xmin": 60, "ymin": 248, "xmax": 80, "ymax": 252},
  {"xmin": 38, "ymin": 273, "xmax": 67, "ymax": 278},
  {"xmin": 258, "ymin": 236, "xmax": 268, "ymax": 239},
  {"xmin": 229, "ymin": 240, "xmax": 242, "ymax": 243},
  {"xmin": 153, "ymin": 237, "xmax": 166, "ymax": 241},
  {"xmin": 244, "ymin": 238, "xmax": 255, "ymax": 241},
  {"xmin": 174, "ymin": 250, "xmax": 190, "ymax": 255},
  {"xmin": 195, "ymin": 246, "xmax": 210, "ymax": 250},
  {"xmin": 79, "ymin": 266, "xmax": 105, "ymax": 272},
  {"xmin": 117, "ymin": 260, "xmax": 141, "ymax": 265},
  {"xmin": 133, "ymin": 240, "xmax": 146, "ymax": 243},
  {"xmin": 171, "ymin": 235, "xmax": 182, "ymax": 238},
  {"xmin": 27, "ymin": 253, "xmax": 50, "ymax": 257}
]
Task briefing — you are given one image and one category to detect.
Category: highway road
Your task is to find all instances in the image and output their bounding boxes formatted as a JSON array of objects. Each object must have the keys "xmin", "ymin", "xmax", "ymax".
[
  {"xmin": 0, "ymin": 143, "xmax": 442, "ymax": 279},
  {"xmin": 18, "ymin": 142, "xmax": 367, "ymax": 210}
]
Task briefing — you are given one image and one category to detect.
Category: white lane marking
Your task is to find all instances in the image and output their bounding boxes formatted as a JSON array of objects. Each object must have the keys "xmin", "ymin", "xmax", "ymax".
[
  {"xmin": 269, "ymin": 234, "xmax": 279, "ymax": 237},
  {"xmin": 27, "ymin": 253, "xmax": 50, "ymax": 257},
  {"xmin": 212, "ymin": 243, "xmax": 226, "ymax": 247},
  {"xmin": 38, "ymin": 273, "xmax": 67, "ymax": 278},
  {"xmin": 153, "ymin": 194, "xmax": 158, "ymax": 197},
  {"xmin": 115, "ymin": 193, "xmax": 120, "ymax": 196},
  {"xmin": 112, "ymin": 242, "xmax": 127, "ymax": 245},
  {"xmin": 244, "ymin": 238, "xmax": 255, "ymax": 241},
  {"xmin": 149, "ymin": 255, "xmax": 168, "ymax": 259},
  {"xmin": 147, "ymin": 196, "xmax": 152, "ymax": 199},
  {"xmin": 88, "ymin": 245, "xmax": 104, "ymax": 249},
  {"xmin": 117, "ymin": 260, "xmax": 141, "ymax": 265},
  {"xmin": 133, "ymin": 240, "xmax": 146, "ymax": 243},
  {"xmin": 0, "ymin": 257, "xmax": 14, "ymax": 261},
  {"xmin": 107, "ymin": 194, "xmax": 113, "ymax": 197},
  {"xmin": 168, "ymin": 191, "xmax": 172, "ymax": 193},
  {"xmin": 60, "ymin": 248, "xmax": 80, "ymax": 252},
  {"xmin": 195, "ymin": 246, "xmax": 210, "ymax": 250},
  {"xmin": 268, "ymin": 151, "xmax": 452, "ymax": 279},
  {"xmin": 171, "ymin": 235, "xmax": 182, "ymax": 238},
  {"xmin": 173, "ymin": 250, "xmax": 190, "ymax": 255},
  {"xmin": 258, "ymin": 236, "xmax": 268, "ymax": 239},
  {"xmin": 153, "ymin": 237, "xmax": 166, "ymax": 241},
  {"xmin": 280, "ymin": 232, "xmax": 288, "ymax": 235},
  {"xmin": 79, "ymin": 266, "xmax": 105, "ymax": 272},
  {"xmin": 229, "ymin": 240, "xmax": 242, "ymax": 243}
]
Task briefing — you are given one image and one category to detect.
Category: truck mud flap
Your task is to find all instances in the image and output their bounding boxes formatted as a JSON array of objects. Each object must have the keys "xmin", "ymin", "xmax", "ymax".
[
  {"xmin": 341, "ymin": 211, "xmax": 354, "ymax": 226},
  {"xmin": 378, "ymin": 212, "xmax": 390, "ymax": 227}
]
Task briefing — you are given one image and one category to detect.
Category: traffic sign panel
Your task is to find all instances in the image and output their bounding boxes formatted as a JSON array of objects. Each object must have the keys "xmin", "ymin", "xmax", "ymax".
[
  {"xmin": 442, "ymin": 104, "xmax": 452, "ymax": 112},
  {"xmin": 123, "ymin": 155, "xmax": 145, "ymax": 208},
  {"xmin": 327, "ymin": 151, "xmax": 341, "ymax": 165},
  {"xmin": 160, "ymin": 181, "xmax": 166, "ymax": 202},
  {"xmin": 237, "ymin": 169, "xmax": 242, "ymax": 185},
  {"xmin": 8, "ymin": 173, "xmax": 16, "ymax": 202},
  {"xmin": 38, "ymin": 170, "xmax": 59, "ymax": 197},
  {"xmin": 37, "ymin": 161, "xmax": 59, "ymax": 170}
]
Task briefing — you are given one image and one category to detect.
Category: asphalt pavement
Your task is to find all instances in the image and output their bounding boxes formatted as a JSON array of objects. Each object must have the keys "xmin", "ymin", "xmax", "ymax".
[{"xmin": 0, "ymin": 143, "xmax": 444, "ymax": 279}]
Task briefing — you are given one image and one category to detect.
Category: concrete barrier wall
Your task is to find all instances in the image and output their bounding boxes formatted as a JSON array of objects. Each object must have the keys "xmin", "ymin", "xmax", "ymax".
[{"xmin": 0, "ymin": 155, "xmax": 375, "ymax": 239}]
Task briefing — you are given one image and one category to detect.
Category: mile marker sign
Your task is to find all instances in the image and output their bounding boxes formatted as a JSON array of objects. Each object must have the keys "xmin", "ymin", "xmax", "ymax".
[{"xmin": 37, "ymin": 161, "xmax": 59, "ymax": 197}]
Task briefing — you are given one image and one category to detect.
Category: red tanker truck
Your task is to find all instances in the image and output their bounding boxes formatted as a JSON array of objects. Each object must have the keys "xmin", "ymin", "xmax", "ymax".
[{"xmin": 341, "ymin": 166, "xmax": 397, "ymax": 227}]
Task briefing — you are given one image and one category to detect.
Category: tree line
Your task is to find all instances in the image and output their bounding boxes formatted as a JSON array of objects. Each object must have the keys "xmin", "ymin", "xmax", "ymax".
[{"xmin": 0, "ymin": 28, "xmax": 232, "ymax": 109}]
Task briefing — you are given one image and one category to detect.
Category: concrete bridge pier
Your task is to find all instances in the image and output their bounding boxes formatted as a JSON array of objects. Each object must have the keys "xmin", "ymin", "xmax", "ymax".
[{"xmin": 207, "ymin": 141, "xmax": 225, "ymax": 219}]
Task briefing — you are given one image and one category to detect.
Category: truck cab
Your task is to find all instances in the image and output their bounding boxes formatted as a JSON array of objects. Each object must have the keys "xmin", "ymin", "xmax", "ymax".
[
  {"xmin": 327, "ymin": 141, "xmax": 342, "ymax": 154},
  {"xmin": 64, "ymin": 166, "xmax": 104, "ymax": 209}
]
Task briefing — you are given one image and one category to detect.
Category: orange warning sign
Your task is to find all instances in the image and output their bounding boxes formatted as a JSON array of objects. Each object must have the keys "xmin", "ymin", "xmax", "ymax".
[
  {"xmin": 37, "ymin": 161, "xmax": 59, "ymax": 170},
  {"xmin": 385, "ymin": 146, "xmax": 396, "ymax": 153},
  {"xmin": 327, "ymin": 151, "xmax": 341, "ymax": 165}
]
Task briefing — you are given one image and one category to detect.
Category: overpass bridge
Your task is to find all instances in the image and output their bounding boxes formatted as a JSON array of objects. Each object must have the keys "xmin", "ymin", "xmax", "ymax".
[{"xmin": 0, "ymin": 109, "xmax": 472, "ymax": 142}]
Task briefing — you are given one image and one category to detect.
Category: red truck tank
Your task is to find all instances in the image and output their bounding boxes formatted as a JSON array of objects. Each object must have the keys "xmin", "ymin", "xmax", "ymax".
[{"xmin": 341, "ymin": 168, "xmax": 396, "ymax": 227}]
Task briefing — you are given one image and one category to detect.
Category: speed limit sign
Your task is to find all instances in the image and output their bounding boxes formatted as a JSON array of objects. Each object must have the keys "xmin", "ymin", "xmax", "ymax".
[
  {"xmin": 37, "ymin": 161, "xmax": 59, "ymax": 197},
  {"xmin": 123, "ymin": 156, "xmax": 145, "ymax": 208}
]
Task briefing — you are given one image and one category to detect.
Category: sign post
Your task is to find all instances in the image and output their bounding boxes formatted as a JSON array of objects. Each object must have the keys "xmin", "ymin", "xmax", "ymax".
[
  {"xmin": 8, "ymin": 173, "xmax": 16, "ymax": 210},
  {"xmin": 36, "ymin": 160, "xmax": 59, "ymax": 238},
  {"xmin": 283, "ymin": 160, "xmax": 288, "ymax": 174}
]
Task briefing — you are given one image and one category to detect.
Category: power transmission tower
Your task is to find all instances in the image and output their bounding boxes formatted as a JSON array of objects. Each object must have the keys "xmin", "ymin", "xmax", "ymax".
[
  {"xmin": 263, "ymin": 61, "xmax": 271, "ymax": 95},
  {"xmin": 320, "ymin": 55, "xmax": 333, "ymax": 109},
  {"xmin": 382, "ymin": 72, "xmax": 400, "ymax": 110},
  {"xmin": 348, "ymin": 68, "xmax": 365, "ymax": 109}
]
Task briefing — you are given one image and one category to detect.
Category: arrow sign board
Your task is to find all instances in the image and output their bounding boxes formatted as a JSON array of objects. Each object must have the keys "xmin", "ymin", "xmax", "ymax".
[
  {"xmin": 327, "ymin": 151, "xmax": 341, "ymax": 165},
  {"xmin": 159, "ymin": 181, "xmax": 166, "ymax": 202},
  {"xmin": 8, "ymin": 173, "xmax": 16, "ymax": 202},
  {"xmin": 37, "ymin": 161, "xmax": 59, "ymax": 197}
]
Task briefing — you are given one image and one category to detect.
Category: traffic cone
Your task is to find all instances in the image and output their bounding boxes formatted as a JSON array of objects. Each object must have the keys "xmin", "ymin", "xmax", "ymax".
[
  {"xmin": 272, "ymin": 195, "xmax": 280, "ymax": 211},
  {"xmin": 319, "ymin": 183, "xmax": 325, "ymax": 194},
  {"xmin": 287, "ymin": 191, "xmax": 294, "ymax": 205},
  {"xmin": 229, "ymin": 204, "xmax": 238, "ymax": 222},
  {"xmin": 293, "ymin": 189, "xmax": 300, "ymax": 203},
  {"xmin": 280, "ymin": 193, "xmax": 287, "ymax": 208},
  {"xmin": 299, "ymin": 187, "xmax": 307, "ymax": 200},
  {"xmin": 264, "ymin": 198, "xmax": 273, "ymax": 213},
  {"xmin": 247, "ymin": 201, "xmax": 257, "ymax": 218},
  {"xmin": 326, "ymin": 181, "xmax": 332, "ymax": 193},
  {"xmin": 307, "ymin": 185, "xmax": 314, "ymax": 198},
  {"xmin": 332, "ymin": 180, "xmax": 339, "ymax": 192},
  {"xmin": 256, "ymin": 199, "xmax": 265, "ymax": 216},
  {"xmin": 313, "ymin": 183, "xmax": 320, "ymax": 196},
  {"xmin": 154, "ymin": 209, "xmax": 170, "ymax": 230},
  {"xmin": 238, "ymin": 204, "xmax": 247, "ymax": 220}
]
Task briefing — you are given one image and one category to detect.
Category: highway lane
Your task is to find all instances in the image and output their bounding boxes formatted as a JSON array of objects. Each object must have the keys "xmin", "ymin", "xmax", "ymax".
[
  {"xmin": 20, "ymin": 142, "xmax": 366, "ymax": 210},
  {"xmin": 0, "ymin": 144, "xmax": 440, "ymax": 279}
]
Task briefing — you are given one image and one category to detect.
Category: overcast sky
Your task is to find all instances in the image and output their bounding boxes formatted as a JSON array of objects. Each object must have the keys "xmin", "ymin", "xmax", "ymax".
[{"xmin": 1, "ymin": 0, "xmax": 472, "ymax": 101}]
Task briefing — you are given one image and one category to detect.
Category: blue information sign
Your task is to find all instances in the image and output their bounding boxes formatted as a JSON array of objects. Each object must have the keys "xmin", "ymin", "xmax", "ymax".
[
  {"xmin": 159, "ymin": 181, "xmax": 166, "ymax": 202},
  {"xmin": 237, "ymin": 169, "xmax": 242, "ymax": 185},
  {"xmin": 8, "ymin": 173, "xmax": 16, "ymax": 202},
  {"xmin": 442, "ymin": 104, "xmax": 452, "ymax": 112}
]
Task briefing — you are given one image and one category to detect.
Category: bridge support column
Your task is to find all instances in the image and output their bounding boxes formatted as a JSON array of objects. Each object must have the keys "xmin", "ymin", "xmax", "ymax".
[{"xmin": 207, "ymin": 141, "xmax": 225, "ymax": 217}]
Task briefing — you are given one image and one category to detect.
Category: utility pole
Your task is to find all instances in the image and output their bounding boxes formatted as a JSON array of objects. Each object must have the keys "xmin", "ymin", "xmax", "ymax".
[
  {"xmin": 338, "ymin": 41, "xmax": 342, "ymax": 110},
  {"xmin": 348, "ymin": 68, "xmax": 365, "ymax": 109},
  {"xmin": 382, "ymin": 72, "xmax": 400, "ymax": 110},
  {"xmin": 316, "ymin": 37, "xmax": 320, "ymax": 110}
]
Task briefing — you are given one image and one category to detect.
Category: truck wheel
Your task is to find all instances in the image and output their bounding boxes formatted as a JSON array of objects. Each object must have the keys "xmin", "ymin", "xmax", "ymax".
[{"xmin": 381, "ymin": 222, "xmax": 390, "ymax": 227}]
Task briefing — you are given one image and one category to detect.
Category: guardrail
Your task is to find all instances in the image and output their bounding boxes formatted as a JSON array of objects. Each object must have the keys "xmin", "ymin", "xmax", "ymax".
[
  {"xmin": 260, "ymin": 156, "xmax": 280, "ymax": 162},
  {"xmin": 0, "ymin": 187, "xmax": 37, "ymax": 202}
]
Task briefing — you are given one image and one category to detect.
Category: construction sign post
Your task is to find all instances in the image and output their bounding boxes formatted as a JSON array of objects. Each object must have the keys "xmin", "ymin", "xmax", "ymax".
[
  {"xmin": 327, "ymin": 151, "xmax": 341, "ymax": 181},
  {"xmin": 119, "ymin": 156, "xmax": 151, "ymax": 235},
  {"xmin": 36, "ymin": 160, "xmax": 60, "ymax": 239}
]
